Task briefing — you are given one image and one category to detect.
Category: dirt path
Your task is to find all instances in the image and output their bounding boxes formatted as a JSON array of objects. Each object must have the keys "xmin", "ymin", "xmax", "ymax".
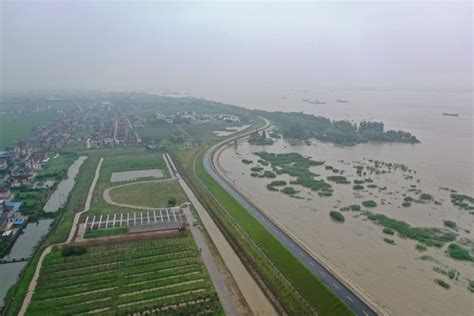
[
  {"xmin": 18, "ymin": 157, "xmax": 104, "ymax": 316},
  {"xmin": 67, "ymin": 158, "xmax": 103, "ymax": 243},
  {"xmin": 102, "ymin": 178, "xmax": 176, "ymax": 210}
]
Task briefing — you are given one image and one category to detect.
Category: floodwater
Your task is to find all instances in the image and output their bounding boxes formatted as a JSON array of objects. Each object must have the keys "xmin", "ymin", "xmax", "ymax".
[
  {"xmin": 110, "ymin": 169, "xmax": 164, "ymax": 183},
  {"xmin": 217, "ymin": 89, "xmax": 473, "ymax": 315},
  {"xmin": 43, "ymin": 156, "xmax": 87, "ymax": 212},
  {"xmin": 0, "ymin": 219, "xmax": 53, "ymax": 308}
]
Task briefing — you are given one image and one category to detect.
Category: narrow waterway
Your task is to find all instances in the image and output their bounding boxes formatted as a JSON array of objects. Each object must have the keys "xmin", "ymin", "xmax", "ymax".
[
  {"xmin": 1, "ymin": 156, "xmax": 87, "ymax": 307},
  {"xmin": 0, "ymin": 219, "xmax": 53, "ymax": 308},
  {"xmin": 43, "ymin": 156, "xmax": 87, "ymax": 212}
]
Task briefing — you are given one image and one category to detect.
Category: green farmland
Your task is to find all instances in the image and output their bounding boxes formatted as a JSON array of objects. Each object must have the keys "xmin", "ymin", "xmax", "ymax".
[
  {"xmin": 0, "ymin": 112, "xmax": 59, "ymax": 149},
  {"xmin": 27, "ymin": 235, "xmax": 221, "ymax": 315}
]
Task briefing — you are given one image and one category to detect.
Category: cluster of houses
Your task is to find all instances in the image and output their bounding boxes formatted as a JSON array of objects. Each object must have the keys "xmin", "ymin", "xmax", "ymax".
[
  {"xmin": 88, "ymin": 118, "xmax": 139, "ymax": 148},
  {"xmin": 0, "ymin": 143, "xmax": 51, "ymax": 194},
  {"xmin": 0, "ymin": 200, "xmax": 25, "ymax": 240}
]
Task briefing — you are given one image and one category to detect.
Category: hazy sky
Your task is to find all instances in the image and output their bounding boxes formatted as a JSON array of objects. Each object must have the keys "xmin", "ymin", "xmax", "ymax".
[{"xmin": 1, "ymin": 1, "xmax": 472, "ymax": 93}]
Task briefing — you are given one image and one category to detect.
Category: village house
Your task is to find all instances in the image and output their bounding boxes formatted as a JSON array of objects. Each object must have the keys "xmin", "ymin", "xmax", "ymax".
[
  {"xmin": 0, "ymin": 158, "xmax": 7, "ymax": 170},
  {"xmin": 0, "ymin": 187, "xmax": 11, "ymax": 200},
  {"xmin": 0, "ymin": 200, "xmax": 23, "ymax": 236}
]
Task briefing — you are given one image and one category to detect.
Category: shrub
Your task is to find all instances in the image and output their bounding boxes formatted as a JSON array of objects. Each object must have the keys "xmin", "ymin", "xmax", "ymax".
[
  {"xmin": 241, "ymin": 159, "xmax": 253, "ymax": 164},
  {"xmin": 250, "ymin": 166, "xmax": 264, "ymax": 172},
  {"xmin": 266, "ymin": 184, "xmax": 279, "ymax": 191},
  {"xmin": 281, "ymin": 186, "xmax": 298, "ymax": 196},
  {"xmin": 416, "ymin": 244, "xmax": 428, "ymax": 252},
  {"xmin": 269, "ymin": 180, "xmax": 287, "ymax": 187},
  {"xmin": 366, "ymin": 213, "xmax": 456, "ymax": 247},
  {"xmin": 447, "ymin": 243, "xmax": 474, "ymax": 261},
  {"xmin": 263, "ymin": 170, "xmax": 276, "ymax": 178},
  {"xmin": 435, "ymin": 279, "xmax": 450, "ymax": 289},
  {"xmin": 402, "ymin": 201, "xmax": 411, "ymax": 207},
  {"xmin": 62, "ymin": 246, "xmax": 87, "ymax": 257},
  {"xmin": 383, "ymin": 228, "xmax": 395, "ymax": 235},
  {"xmin": 468, "ymin": 280, "xmax": 474, "ymax": 293},
  {"xmin": 354, "ymin": 179, "xmax": 365, "ymax": 184},
  {"xmin": 353, "ymin": 184, "xmax": 364, "ymax": 190},
  {"xmin": 168, "ymin": 196, "xmax": 177, "ymax": 206},
  {"xmin": 383, "ymin": 238, "xmax": 395, "ymax": 245},
  {"xmin": 350, "ymin": 204, "xmax": 361, "ymax": 211},
  {"xmin": 329, "ymin": 211, "xmax": 345, "ymax": 222},
  {"xmin": 250, "ymin": 172, "xmax": 259, "ymax": 177},
  {"xmin": 327, "ymin": 175, "xmax": 350, "ymax": 184},
  {"xmin": 443, "ymin": 220, "xmax": 457, "ymax": 229},
  {"xmin": 419, "ymin": 193, "xmax": 433, "ymax": 201},
  {"xmin": 362, "ymin": 200, "xmax": 377, "ymax": 208}
]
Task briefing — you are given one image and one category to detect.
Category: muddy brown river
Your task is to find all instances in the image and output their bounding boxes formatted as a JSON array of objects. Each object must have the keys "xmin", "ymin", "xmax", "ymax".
[{"xmin": 216, "ymin": 90, "xmax": 473, "ymax": 315}]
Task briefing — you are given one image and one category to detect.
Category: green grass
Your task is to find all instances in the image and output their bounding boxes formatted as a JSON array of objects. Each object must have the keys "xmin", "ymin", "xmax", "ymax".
[
  {"xmin": 192, "ymin": 148, "xmax": 352, "ymax": 315},
  {"xmin": 109, "ymin": 180, "xmax": 187, "ymax": 209},
  {"xmin": 85, "ymin": 148, "xmax": 171, "ymax": 218},
  {"xmin": 84, "ymin": 227, "xmax": 128, "ymax": 239},
  {"xmin": 0, "ymin": 112, "xmax": 59, "ymax": 148},
  {"xmin": 36, "ymin": 152, "xmax": 78, "ymax": 181},
  {"xmin": 26, "ymin": 235, "xmax": 221, "ymax": 315}
]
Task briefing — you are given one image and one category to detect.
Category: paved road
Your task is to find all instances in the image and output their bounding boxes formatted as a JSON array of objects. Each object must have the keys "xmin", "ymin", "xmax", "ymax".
[
  {"xmin": 164, "ymin": 153, "xmax": 276, "ymax": 315},
  {"xmin": 203, "ymin": 121, "xmax": 378, "ymax": 316}
]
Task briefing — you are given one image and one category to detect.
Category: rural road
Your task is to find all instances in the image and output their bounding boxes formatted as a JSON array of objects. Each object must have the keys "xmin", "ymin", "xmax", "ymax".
[{"xmin": 203, "ymin": 119, "xmax": 380, "ymax": 316}]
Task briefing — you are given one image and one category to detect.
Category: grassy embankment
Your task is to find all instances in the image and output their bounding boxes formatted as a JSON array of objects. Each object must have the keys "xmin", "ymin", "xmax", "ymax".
[
  {"xmin": 26, "ymin": 235, "xmax": 221, "ymax": 315},
  {"xmin": 173, "ymin": 145, "xmax": 352, "ymax": 315}
]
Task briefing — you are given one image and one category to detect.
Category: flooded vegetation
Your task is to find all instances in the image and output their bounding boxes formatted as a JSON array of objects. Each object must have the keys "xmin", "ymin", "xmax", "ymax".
[{"xmin": 221, "ymin": 125, "xmax": 474, "ymax": 314}]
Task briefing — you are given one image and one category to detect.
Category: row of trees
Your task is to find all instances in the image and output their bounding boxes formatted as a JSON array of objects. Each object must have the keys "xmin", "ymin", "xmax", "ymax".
[{"xmin": 258, "ymin": 111, "xmax": 419, "ymax": 145}]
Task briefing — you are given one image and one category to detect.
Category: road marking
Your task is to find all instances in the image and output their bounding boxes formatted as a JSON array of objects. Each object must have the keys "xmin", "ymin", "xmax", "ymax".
[
  {"xmin": 309, "ymin": 261, "xmax": 315, "ymax": 267},
  {"xmin": 363, "ymin": 311, "xmax": 369, "ymax": 316},
  {"xmin": 347, "ymin": 296, "xmax": 354, "ymax": 303},
  {"xmin": 321, "ymin": 271, "xmax": 327, "ymax": 277},
  {"xmin": 332, "ymin": 283, "xmax": 340, "ymax": 290},
  {"xmin": 290, "ymin": 244, "xmax": 296, "ymax": 249}
]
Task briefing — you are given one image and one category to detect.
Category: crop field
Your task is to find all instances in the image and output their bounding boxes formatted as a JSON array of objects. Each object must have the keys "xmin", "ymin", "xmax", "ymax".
[
  {"xmin": 27, "ymin": 235, "xmax": 221, "ymax": 315},
  {"xmin": 0, "ymin": 112, "xmax": 59, "ymax": 148}
]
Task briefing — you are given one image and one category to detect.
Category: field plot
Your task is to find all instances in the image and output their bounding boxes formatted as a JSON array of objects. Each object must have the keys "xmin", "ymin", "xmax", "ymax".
[
  {"xmin": 109, "ymin": 180, "xmax": 187, "ymax": 209},
  {"xmin": 27, "ymin": 235, "xmax": 221, "ymax": 315},
  {"xmin": 85, "ymin": 150, "xmax": 171, "ymax": 217}
]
